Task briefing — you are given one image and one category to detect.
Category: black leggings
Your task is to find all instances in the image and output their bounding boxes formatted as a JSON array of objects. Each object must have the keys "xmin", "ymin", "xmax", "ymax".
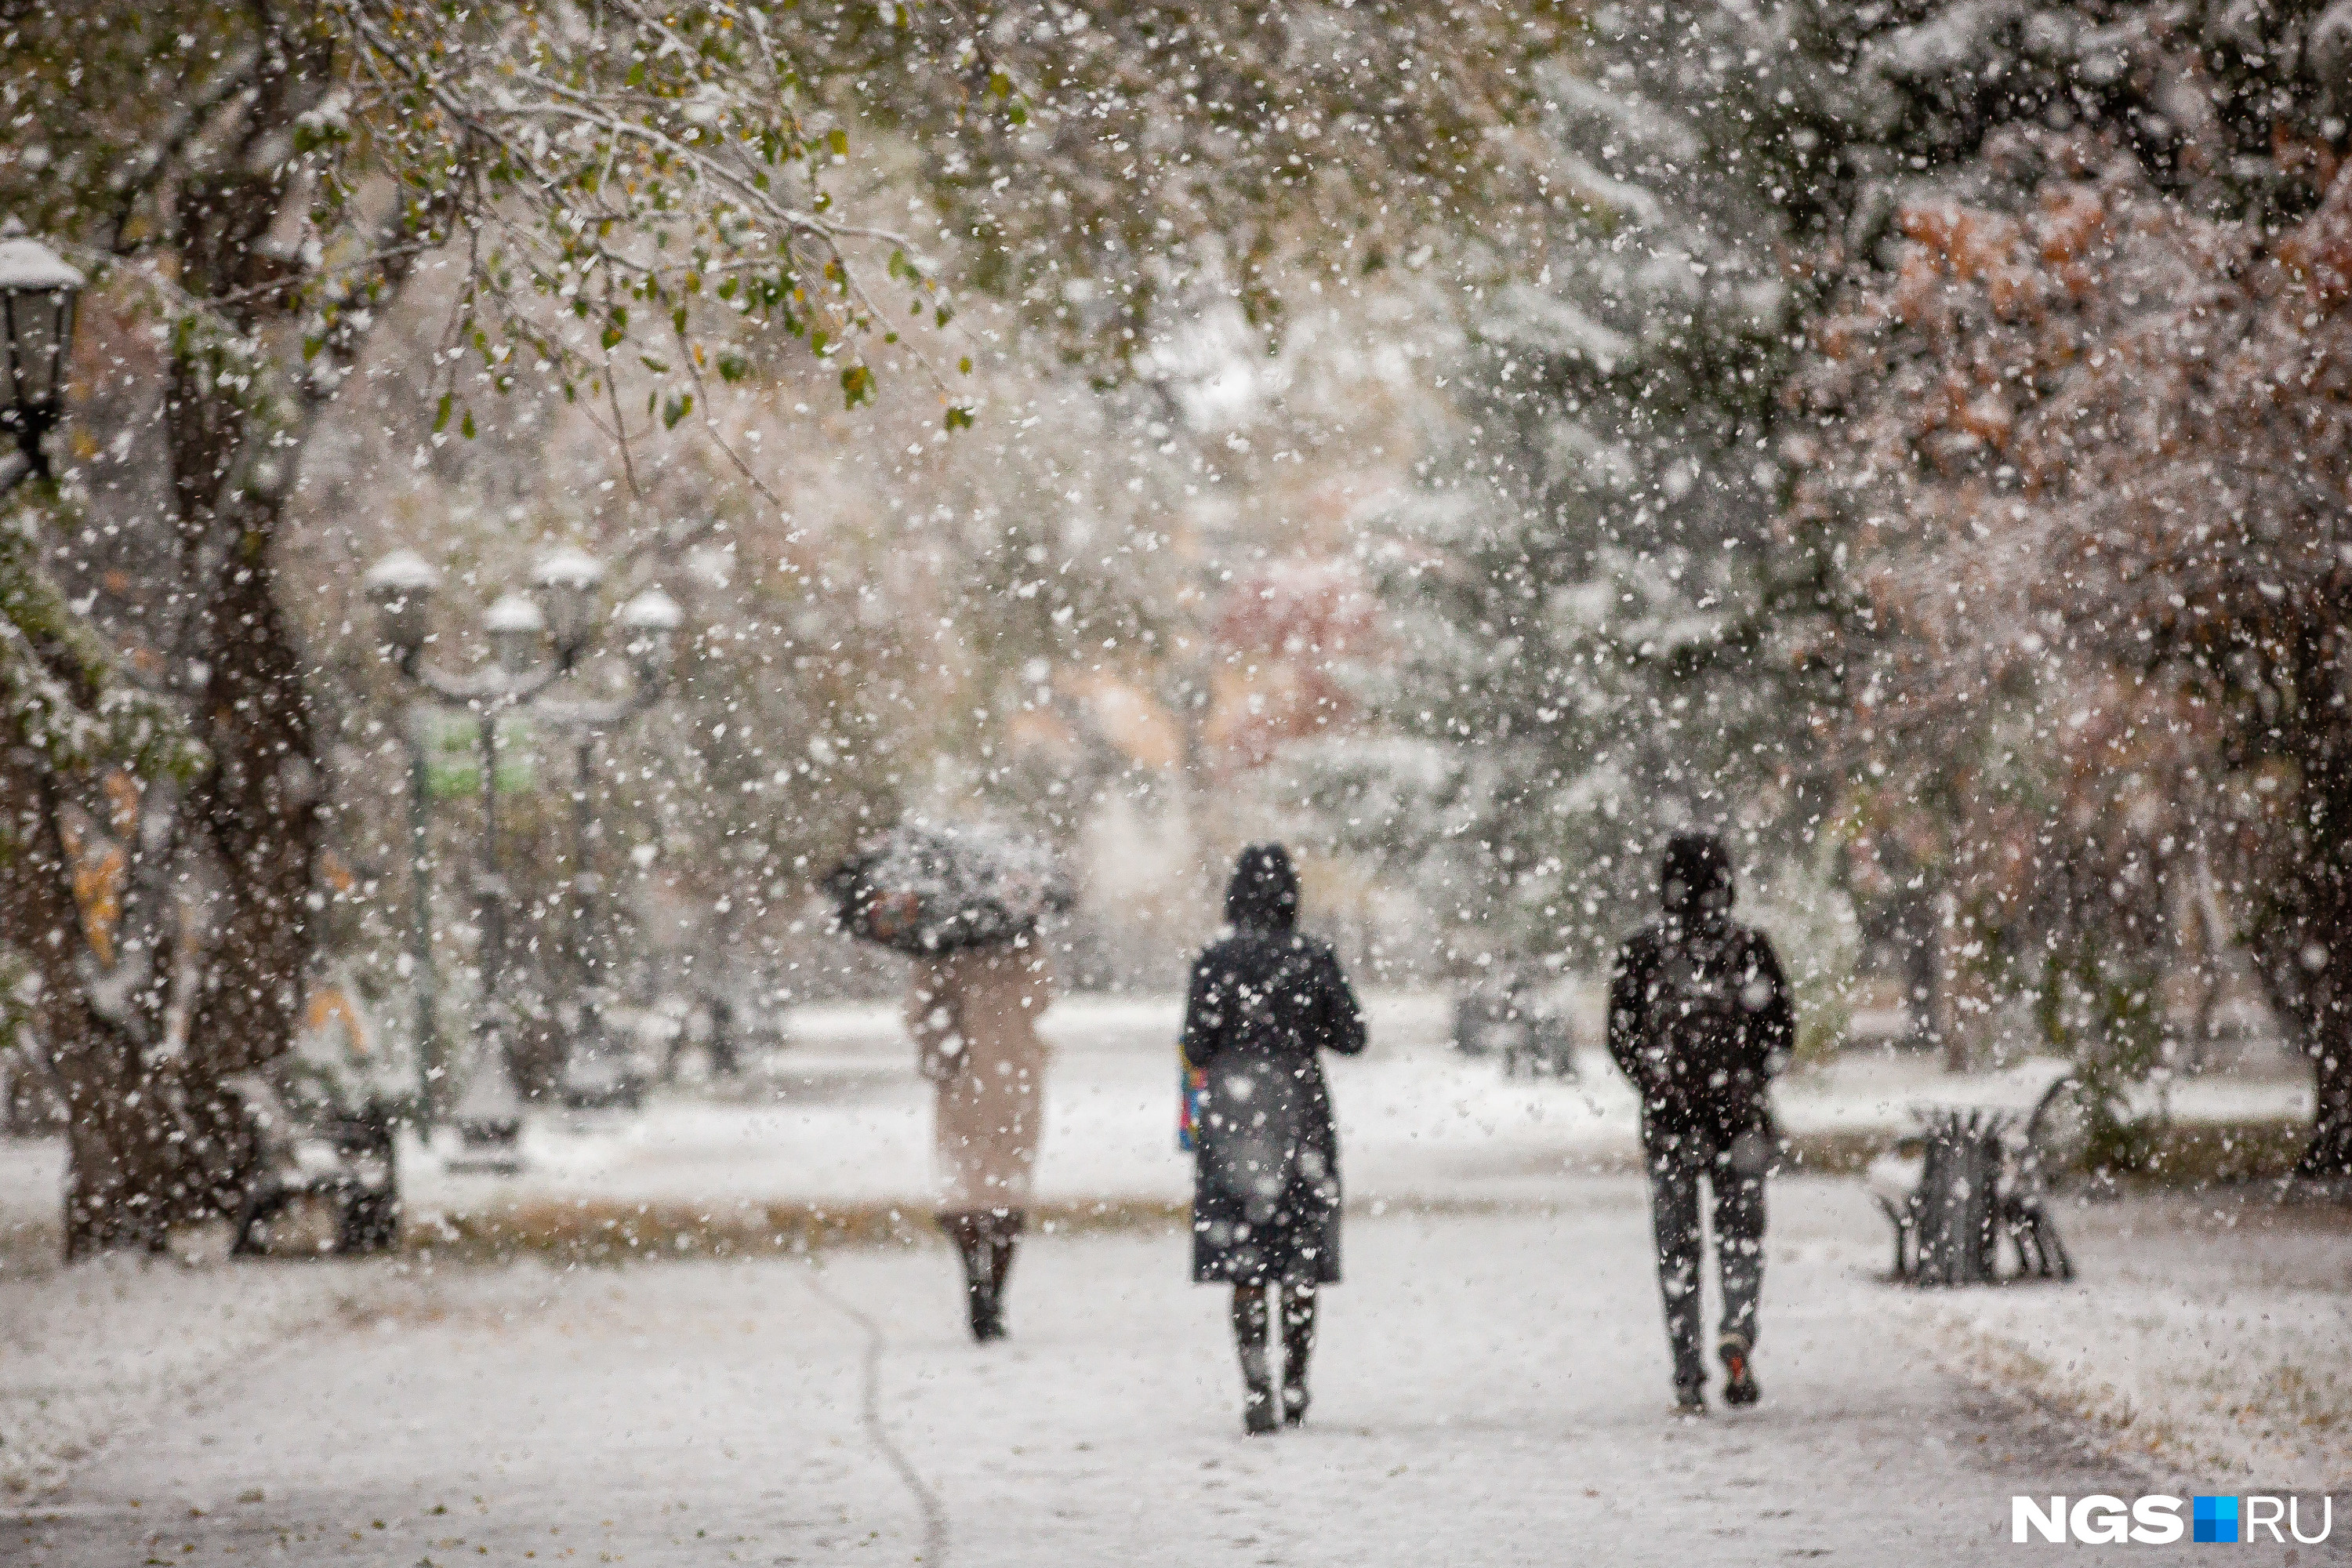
[
  {"xmin": 1646, "ymin": 1134, "xmax": 1765, "ymax": 1387},
  {"xmin": 1231, "ymin": 1280, "xmax": 1317, "ymax": 1390}
]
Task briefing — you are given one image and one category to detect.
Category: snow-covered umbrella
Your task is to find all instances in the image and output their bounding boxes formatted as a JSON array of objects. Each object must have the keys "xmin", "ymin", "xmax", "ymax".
[{"xmin": 824, "ymin": 820, "xmax": 1073, "ymax": 956}]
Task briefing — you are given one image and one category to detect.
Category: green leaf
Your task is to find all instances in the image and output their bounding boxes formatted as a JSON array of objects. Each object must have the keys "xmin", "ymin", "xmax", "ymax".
[
  {"xmin": 840, "ymin": 365, "xmax": 875, "ymax": 407},
  {"xmin": 433, "ymin": 393, "xmax": 453, "ymax": 434},
  {"xmin": 459, "ymin": 408, "xmax": 476, "ymax": 441},
  {"xmin": 957, "ymin": 356, "xmax": 973, "ymax": 375},
  {"xmin": 717, "ymin": 352, "xmax": 749, "ymax": 383},
  {"xmin": 662, "ymin": 391, "xmax": 694, "ymax": 430},
  {"xmin": 944, "ymin": 405, "xmax": 975, "ymax": 431},
  {"xmin": 827, "ymin": 129, "xmax": 849, "ymax": 158},
  {"xmin": 988, "ymin": 71, "xmax": 1013, "ymax": 100}
]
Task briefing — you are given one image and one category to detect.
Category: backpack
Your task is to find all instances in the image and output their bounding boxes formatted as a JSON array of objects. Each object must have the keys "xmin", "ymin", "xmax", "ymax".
[{"xmin": 1644, "ymin": 926, "xmax": 1766, "ymax": 1130}]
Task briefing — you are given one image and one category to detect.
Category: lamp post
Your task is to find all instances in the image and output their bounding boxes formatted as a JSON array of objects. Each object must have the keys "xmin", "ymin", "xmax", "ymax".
[
  {"xmin": 542, "ymin": 585, "xmax": 681, "ymax": 1105},
  {"xmin": 362, "ymin": 546, "xmax": 677, "ymax": 1167},
  {"xmin": 0, "ymin": 220, "xmax": 85, "ymax": 498}
]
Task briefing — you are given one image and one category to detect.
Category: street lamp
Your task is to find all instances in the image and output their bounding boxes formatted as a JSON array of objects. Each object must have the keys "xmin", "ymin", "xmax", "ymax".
[
  {"xmin": 484, "ymin": 591, "xmax": 546, "ymax": 674},
  {"xmin": 619, "ymin": 586, "xmax": 683, "ymax": 684},
  {"xmin": 364, "ymin": 543, "xmax": 678, "ymax": 1170},
  {"xmin": 0, "ymin": 220, "xmax": 85, "ymax": 495},
  {"xmin": 533, "ymin": 545, "xmax": 607, "ymax": 668},
  {"xmin": 363, "ymin": 549, "xmax": 441, "ymax": 664}
]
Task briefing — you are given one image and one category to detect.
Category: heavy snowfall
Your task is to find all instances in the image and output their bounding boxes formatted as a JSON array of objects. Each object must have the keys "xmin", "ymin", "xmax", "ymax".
[{"xmin": 1, "ymin": 2, "xmax": 2350, "ymax": 1563}]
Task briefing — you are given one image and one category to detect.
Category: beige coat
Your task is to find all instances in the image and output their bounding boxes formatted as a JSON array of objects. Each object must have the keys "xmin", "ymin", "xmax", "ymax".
[{"xmin": 906, "ymin": 941, "xmax": 1053, "ymax": 1214}]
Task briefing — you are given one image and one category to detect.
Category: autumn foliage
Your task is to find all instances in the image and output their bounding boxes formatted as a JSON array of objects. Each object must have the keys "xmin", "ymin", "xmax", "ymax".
[{"xmin": 1793, "ymin": 129, "xmax": 2352, "ymax": 1175}]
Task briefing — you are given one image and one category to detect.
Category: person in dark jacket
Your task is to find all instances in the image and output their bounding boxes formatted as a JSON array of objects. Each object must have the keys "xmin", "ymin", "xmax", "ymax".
[
  {"xmin": 1607, "ymin": 832, "xmax": 1795, "ymax": 1414},
  {"xmin": 1182, "ymin": 844, "xmax": 1367, "ymax": 1435}
]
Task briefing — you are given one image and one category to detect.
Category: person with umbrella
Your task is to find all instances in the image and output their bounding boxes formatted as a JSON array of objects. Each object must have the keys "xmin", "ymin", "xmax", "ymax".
[
  {"xmin": 1182, "ymin": 844, "xmax": 1367, "ymax": 1433},
  {"xmin": 829, "ymin": 822, "xmax": 1067, "ymax": 1341}
]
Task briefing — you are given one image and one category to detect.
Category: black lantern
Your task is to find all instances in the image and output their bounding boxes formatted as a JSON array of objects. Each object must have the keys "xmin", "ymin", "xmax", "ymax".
[
  {"xmin": 0, "ymin": 220, "xmax": 83, "ymax": 485},
  {"xmin": 363, "ymin": 549, "xmax": 443, "ymax": 664},
  {"xmin": 531, "ymin": 545, "xmax": 607, "ymax": 669},
  {"xmin": 617, "ymin": 586, "xmax": 683, "ymax": 688}
]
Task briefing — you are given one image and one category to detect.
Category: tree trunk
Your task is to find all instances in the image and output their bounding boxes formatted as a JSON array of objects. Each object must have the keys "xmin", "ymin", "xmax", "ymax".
[
  {"xmin": 2292, "ymin": 893, "xmax": 2352, "ymax": 1181},
  {"xmin": 3, "ymin": 758, "xmax": 172, "ymax": 1254},
  {"xmin": 2272, "ymin": 704, "xmax": 2352, "ymax": 1185},
  {"xmin": 2301, "ymin": 1014, "xmax": 2352, "ymax": 1180},
  {"xmin": 183, "ymin": 514, "xmax": 319, "ymax": 1085},
  {"xmin": 54, "ymin": 136, "xmax": 321, "ymax": 1244}
]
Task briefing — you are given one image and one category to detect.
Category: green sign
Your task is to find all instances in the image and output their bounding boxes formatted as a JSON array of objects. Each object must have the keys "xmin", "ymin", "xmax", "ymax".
[{"xmin": 414, "ymin": 707, "xmax": 539, "ymax": 800}]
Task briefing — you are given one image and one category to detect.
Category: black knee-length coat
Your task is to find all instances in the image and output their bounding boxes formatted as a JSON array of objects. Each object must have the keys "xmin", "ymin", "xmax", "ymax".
[{"xmin": 1181, "ymin": 924, "xmax": 1367, "ymax": 1285}]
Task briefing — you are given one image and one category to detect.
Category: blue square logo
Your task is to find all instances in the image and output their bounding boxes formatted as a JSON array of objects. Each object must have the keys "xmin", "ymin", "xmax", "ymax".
[{"xmin": 2193, "ymin": 1495, "xmax": 2239, "ymax": 1544}]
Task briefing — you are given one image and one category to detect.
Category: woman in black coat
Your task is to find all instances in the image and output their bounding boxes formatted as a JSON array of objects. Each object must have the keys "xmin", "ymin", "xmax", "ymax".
[{"xmin": 1181, "ymin": 844, "xmax": 1367, "ymax": 1434}]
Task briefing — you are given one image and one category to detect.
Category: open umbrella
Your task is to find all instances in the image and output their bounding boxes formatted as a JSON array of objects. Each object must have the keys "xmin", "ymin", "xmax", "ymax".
[{"xmin": 823, "ymin": 819, "xmax": 1073, "ymax": 956}]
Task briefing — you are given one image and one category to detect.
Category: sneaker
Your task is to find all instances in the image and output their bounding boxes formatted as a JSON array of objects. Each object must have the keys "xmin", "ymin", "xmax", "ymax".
[
  {"xmin": 1281, "ymin": 1384, "xmax": 1310, "ymax": 1428},
  {"xmin": 1243, "ymin": 1388, "xmax": 1279, "ymax": 1436},
  {"xmin": 1719, "ymin": 1334, "xmax": 1759, "ymax": 1407},
  {"xmin": 1672, "ymin": 1381, "xmax": 1708, "ymax": 1416}
]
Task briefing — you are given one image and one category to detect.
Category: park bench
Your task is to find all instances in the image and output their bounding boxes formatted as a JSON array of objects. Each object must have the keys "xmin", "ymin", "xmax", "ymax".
[
  {"xmin": 223, "ymin": 1073, "xmax": 401, "ymax": 1256},
  {"xmin": 1452, "ymin": 975, "xmax": 1580, "ymax": 1080},
  {"xmin": 1867, "ymin": 1076, "xmax": 2078, "ymax": 1285}
]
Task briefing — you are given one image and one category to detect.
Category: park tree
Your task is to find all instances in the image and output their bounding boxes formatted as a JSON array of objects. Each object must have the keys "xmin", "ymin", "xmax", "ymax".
[
  {"xmin": 1346, "ymin": 0, "xmax": 2352, "ymax": 996},
  {"xmin": 1791, "ymin": 120, "xmax": 2352, "ymax": 1178},
  {"xmin": 0, "ymin": 0, "xmax": 1552, "ymax": 1253}
]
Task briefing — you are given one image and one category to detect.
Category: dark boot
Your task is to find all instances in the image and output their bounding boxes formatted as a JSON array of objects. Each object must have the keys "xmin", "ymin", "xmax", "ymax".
[
  {"xmin": 982, "ymin": 1209, "xmax": 1023, "ymax": 1341},
  {"xmin": 1279, "ymin": 1281, "xmax": 1317, "ymax": 1426},
  {"xmin": 1232, "ymin": 1286, "xmax": 1276, "ymax": 1434},
  {"xmin": 939, "ymin": 1213, "xmax": 996, "ymax": 1343}
]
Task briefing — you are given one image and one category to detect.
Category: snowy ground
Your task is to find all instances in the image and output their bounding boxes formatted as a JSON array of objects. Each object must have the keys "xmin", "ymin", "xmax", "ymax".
[
  {"xmin": 0, "ymin": 994, "xmax": 2314, "ymax": 1235},
  {"xmin": 1906, "ymin": 1194, "xmax": 2352, "ymax": 1492},
  {"xmin": 1, "ymin": 991, "xmax": 2343, "ymax": 1563},
  {"xmin": 411, "ymin": 992, "xmax": 2309, "ymax": 1218},
  {"xmin": 2, "ymin": 1183, "xmax": 2290, "ymax": 1568}
]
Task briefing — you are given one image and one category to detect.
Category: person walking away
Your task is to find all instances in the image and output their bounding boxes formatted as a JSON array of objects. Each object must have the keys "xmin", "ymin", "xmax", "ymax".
[
  {"xmin": 1606, "ymin": 832, "xmax": 1794, "ymax": 1414},
  {"xmin": 1183, "ymin": 844, "xmax": 1367, "ymax": 1434},
  {"xmin": 906, "ymin": 933, "xmax": 1054, "ymax": 1341}
]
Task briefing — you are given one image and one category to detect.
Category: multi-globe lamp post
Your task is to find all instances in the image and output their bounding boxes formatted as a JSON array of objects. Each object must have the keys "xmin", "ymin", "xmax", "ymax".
[{"xmin": 362, "ymin": 546, "xmax": 681, "ymax": 1168}]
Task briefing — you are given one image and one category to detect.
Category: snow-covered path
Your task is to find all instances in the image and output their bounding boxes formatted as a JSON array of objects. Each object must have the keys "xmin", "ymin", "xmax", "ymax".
[{"xmin": 9, "ymin": 1180, "xmax": 2220, "ymax": 1567}]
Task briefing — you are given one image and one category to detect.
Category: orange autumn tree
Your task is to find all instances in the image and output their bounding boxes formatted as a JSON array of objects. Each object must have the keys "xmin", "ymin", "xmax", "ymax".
[{"xmin": 1793, "ymin": 128, "xmax": 2352, "ymax": 1178}]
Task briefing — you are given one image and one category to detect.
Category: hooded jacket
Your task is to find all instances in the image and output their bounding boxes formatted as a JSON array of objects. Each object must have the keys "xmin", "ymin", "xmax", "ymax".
[
  {"xmin": 1181, "ymin": 844, "xmax": 1367, "ymax": 1283},
  {"xmin": 1606, "ymin": 833, "xmax": 1795, "ymax": 1145}
]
